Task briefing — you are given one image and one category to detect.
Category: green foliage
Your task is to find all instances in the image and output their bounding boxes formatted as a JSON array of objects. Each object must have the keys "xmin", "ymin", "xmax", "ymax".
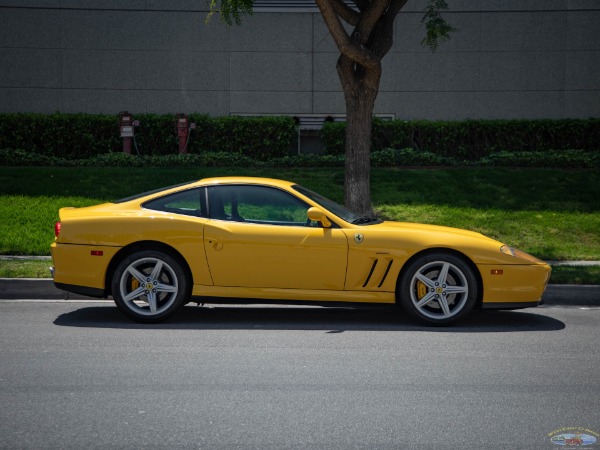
[
  {"xmin": 0, "ymin": 113, "xmax": 119, "ymax": 158},
  {"xmin": 421, "ymin": 0, "xmax": 458, "ymax": 52},
  {"xmin": 321, "ymin": 122, "xmax": 346, "ymax": 155},
  {"xmin": 322, "ymin": 118, "xmax": 600, "ymax": 160},
  {"xmin": 188, "ymin": 115, "xmax": 296, "ymax": 160},
  {"xmin": 1, "ymin": 147, "xmax": 599, "ymax": 169},
  {"xmin": 2, "ymin": 115, "xmax": 599, "ymax": 168},
  {"xmin": 207, "ymin": 0, "xmax": 254, "ymax": 25},
  {"xmin": 480, "ymin": 150, "xmax": 600, "ymax": 168},
  {"xmin": 269, "ymin": 154, "xmax": 345, "ymax": 168},
  {"xmin": 0, "ymin": 113, "xmax": 296, "ymax": 161},
  {"xmin": 370, "ymin": 148, "xmax": 456, "ymax": 167},
  {"xmin": 550, "ymin": 265, "xmax": 600, "ymax": 285}
]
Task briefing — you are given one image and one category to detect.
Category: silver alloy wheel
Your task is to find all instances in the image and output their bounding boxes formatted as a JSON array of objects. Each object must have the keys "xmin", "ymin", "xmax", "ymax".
[
  {"xmin": 118, "ymin": 257, "xmax": 179, "ymax": 316},
  {"xmin": 408, "ymin": 260, "xmax": 469, "ymax": 321}
]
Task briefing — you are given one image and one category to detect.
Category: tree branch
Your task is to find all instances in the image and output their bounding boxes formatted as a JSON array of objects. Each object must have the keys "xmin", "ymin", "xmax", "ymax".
[
  {"xmin": 315, "ymin": 0, "xmax": 380, "ymax": 69},
  {"xmin": 351, "ymin": 0, "xmax": 369, "ymax": 13},
  {"xmin": 330, "ymin": 0, "xmax": 360, "ymax": 26},
  {"xmin": 368, "ymin": 0, "xmax": 408, "ymax": 58},
  {"xmin": 352, "ymin": 0, "xmax": 391, "ymax": 46}
]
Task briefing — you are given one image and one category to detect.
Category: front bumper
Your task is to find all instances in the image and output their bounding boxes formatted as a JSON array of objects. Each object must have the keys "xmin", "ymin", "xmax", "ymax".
[{"xmin": 480, "ymin": 262, "xmax": 551, "ymax": 306}]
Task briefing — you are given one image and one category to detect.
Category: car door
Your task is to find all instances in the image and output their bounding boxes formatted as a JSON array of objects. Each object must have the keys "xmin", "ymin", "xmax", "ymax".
[{"xmin": 203, "ymin": 184, "xmax": 348, "ymax": 290}]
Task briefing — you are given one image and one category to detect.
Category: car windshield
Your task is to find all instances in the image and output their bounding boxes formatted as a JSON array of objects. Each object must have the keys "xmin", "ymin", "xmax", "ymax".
[{"xmin": 292, "ymin": 185, "xmax": 381, "ymax": 225}]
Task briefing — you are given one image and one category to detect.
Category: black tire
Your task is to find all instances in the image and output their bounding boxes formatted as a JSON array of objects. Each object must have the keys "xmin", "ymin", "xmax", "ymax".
[
  {"xmin": 111, "ymin": 250, "xmax": 189, "ymax": 323},
  {"xmin": 398, "ymin": 252, "xmax": 478, "ymax": 326}
]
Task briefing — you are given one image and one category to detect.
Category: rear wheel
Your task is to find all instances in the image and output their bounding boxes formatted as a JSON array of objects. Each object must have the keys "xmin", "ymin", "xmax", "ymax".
[
  {"xmin": 111, "ymin": 250, "xmax": 189, "ymax": 323},
  {"xmin": 398, "ymin": 253, "xmax": 478, "ymax": 326}
]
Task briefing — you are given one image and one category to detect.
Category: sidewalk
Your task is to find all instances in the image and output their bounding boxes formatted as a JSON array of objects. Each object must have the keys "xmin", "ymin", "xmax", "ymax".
[{"xmin": 0, "ymin": 278, "xmax": 598, "ymax": 306}]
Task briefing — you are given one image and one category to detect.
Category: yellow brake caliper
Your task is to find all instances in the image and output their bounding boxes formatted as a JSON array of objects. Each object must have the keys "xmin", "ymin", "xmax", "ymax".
[{"xmin": 417, "ymin": 280, "xmax": 428, "ymax": 300}]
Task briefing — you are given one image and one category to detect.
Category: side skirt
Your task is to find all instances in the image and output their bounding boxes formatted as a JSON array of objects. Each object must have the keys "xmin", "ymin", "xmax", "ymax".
[
  {"xmin": 192, "ymin": 285, "xmax": 395, "ymax": 304},
  {"xmin": 481, "ymin": 301, "xmax": 540, "ymax": 310}
]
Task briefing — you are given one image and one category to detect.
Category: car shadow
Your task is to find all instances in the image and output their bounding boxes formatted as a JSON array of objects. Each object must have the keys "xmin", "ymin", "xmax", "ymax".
[{"xmin": 53, "ymin": 304, "xmax": 565, "ymax": 332}]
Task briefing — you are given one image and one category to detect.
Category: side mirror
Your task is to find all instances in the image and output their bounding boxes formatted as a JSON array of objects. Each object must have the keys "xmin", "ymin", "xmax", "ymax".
[{"xmin": 307, "ymin": 207, "xmax": 332, "ymax": 228}]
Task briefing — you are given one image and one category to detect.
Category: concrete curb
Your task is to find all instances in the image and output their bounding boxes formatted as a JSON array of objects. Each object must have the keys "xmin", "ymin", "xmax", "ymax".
[
  {"xmin": 0, "ymin": 278, "xmax": 98, "ymax": 300},
  {"xmin": 0, "ymin": 278, "xmax": 598, "ymax": 306}
]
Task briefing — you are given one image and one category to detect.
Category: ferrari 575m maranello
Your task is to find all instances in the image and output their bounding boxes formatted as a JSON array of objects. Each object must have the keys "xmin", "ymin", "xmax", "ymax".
[{"xmin": 51, "ymin": 177, "xmax": 551, "ymax": 325}]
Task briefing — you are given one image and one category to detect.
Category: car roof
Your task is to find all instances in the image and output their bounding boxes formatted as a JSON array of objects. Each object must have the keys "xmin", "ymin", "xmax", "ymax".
[
  {"xmin": 197, "ymin": 176, "xmax": 296, "ymax": 189},
  {"xmin": 114, "ymin": 177, "xmax": 297, "ymax": 205}
]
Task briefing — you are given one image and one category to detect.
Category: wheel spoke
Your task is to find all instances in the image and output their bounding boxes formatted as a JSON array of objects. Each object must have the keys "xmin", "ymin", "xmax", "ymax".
[
  {"xmin": 415, "ymin": 272, "xmax": 435, "ymax": 288},
  {"xmin": 123, "ymin": 286, "xmax": 146, "ymax": 302},
  {"xmin": 445, "ymin": 285, "xmax": 468, "ymax": 295},
  {"xmin": 147, "ymin": 291, "xmax": 158, "ymax": 313},
  {"xmin": 149, "ymin": 260, "xmax": 164, "ymax": 281},
  {"xmin": 416, "ymin": 291, "xmax": 437, "ymax": 309},
  {"xmin": 438, "ymin": 296, "xmax": 451, "ymax": 317},
  {"xmin": 128, "ymin": 266, "xmax": 147, "ymax": 285},
  {"xmin": 155, "ymin": 282, "xmax": 177, "ymax": 294},
  {"xmin": 437, "ymin": 262, "xmax": 450, "ymax": 285}
]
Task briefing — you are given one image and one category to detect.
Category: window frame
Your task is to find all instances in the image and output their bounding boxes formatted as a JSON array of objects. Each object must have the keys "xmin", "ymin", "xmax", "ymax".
[
  {"xmin": 142, "ymin": 187, "xmax": 207, "ymax": 218},
  {"xmin": 207, "ymin": 184, "xmax": 318, "ymax": 227}
]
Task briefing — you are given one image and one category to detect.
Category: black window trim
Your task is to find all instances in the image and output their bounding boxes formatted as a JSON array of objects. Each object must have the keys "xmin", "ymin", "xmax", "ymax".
[
  {"xmin": 141, "ymin": 186, "xmax": 207, "ymax": 218},
  {"xmin": 206, "ymin": 183, "xmax": 332, "ymax": 228}
]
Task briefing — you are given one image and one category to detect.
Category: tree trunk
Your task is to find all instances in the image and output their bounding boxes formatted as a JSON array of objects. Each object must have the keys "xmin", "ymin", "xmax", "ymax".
[
  {"xmin": 343, "ymin": 84, "xmax": 377, "ymax": 217},
  {"xmin": 337, "ymin": 47, "xmax": 380, "ymax": 217},
  {"xmin": 313, "ymin": 0, "xmax": 410, "ymax": 216}
]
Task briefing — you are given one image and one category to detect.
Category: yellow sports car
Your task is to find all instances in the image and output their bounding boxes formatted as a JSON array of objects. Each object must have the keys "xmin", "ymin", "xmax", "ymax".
[{"xmin": 51, "ymin": 177, "xmax": 551, "ymax": 325}]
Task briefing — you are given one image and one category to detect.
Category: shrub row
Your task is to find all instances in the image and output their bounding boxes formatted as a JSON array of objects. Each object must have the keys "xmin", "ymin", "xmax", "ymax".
[
  {"xmin": 1, "ymin": 114, "xmax": 598, "ymax": 161},
  {"xmin": 2, "ymin": 148, "xmax": 598, "ymax": 168},
  {"xmin": 0, "ymin": 113, "xmax": 296, "ymax": 160},
  {"xmin": 322, "ymin": 119, "xmax": 600, "ymax": 159}
]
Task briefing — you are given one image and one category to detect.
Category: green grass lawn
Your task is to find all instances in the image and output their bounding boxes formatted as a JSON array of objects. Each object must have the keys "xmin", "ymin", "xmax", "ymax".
[{"xmin": 1, "ymin": 166, "xmax": 599, "ymax": 262}]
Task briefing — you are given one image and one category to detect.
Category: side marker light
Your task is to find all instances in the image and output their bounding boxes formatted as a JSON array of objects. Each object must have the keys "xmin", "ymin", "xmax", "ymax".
[
  {"xmin": 491, "ymin": 269, "xmax": 504, "ymax": 275},
  {"xmin": 91, "ymin": 250, "xmax": 104, "ymax": 256}
]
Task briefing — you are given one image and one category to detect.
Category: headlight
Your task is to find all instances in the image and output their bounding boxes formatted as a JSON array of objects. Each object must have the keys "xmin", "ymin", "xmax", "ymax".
[
  {"xmin": 500, "ymin": 245, "xmax": 516, "ymax": 257},
  {"xmin": 500, "ymin": 245, "xmax": 544, "ymax": 263}
]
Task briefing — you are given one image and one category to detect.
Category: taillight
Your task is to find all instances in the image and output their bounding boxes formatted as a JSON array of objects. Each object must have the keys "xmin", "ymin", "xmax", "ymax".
[{"xmin": 54, "ymin": 222, "xmax": 61, "ymax": 238}]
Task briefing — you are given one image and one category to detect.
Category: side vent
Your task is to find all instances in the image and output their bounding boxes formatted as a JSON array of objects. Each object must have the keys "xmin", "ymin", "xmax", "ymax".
[
  {"xmin": 362, "ymin": 259, "xmax": 394, "ymax": 289},
  {"xmin": 362, "ymin": 260, "xmax": 378, "ymax": 287},
  {"xmin": 378, "ymin": 260, "xmax": 394, "ymax": 288}
]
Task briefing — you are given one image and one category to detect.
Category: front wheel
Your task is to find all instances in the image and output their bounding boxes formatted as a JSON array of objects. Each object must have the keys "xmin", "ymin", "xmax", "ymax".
[
  {"xmin": 398, "ymin": 253, "xmax": 478, "ymax": 326},
  {"xmin": 111, "ymin": 250, "xmax": 189, "ymax": 323}
]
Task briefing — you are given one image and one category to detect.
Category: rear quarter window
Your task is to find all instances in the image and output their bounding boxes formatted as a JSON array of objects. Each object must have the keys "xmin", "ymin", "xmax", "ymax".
[{"xmin": 143, "ymin": 188, "xmax": 206, "ymax": 217}]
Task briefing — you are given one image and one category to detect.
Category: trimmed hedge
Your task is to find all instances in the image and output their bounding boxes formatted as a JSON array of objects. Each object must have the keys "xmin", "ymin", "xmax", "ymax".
[
  {"xmin": 0, "ymin": 113, "xmax": 296, "ymax": 160},
  {"xmin": 1, "ymin": 114, "xmax": 598, "ymax": 162},
  {"xmin": 0, "ymin": 113, "xmax": 119, "ymax": 159},
  {"xmin": 322, "ymin": 118, "xmax": 600, "ymax": 159},
  {"xmin": 2, "ymin": 148, "xmax": 598, "ymax": 168}
]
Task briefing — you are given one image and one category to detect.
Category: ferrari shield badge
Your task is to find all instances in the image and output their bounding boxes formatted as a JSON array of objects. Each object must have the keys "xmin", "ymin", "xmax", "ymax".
[{"xmin": 354, "ymin": 233, "xmax": 364, "ymax": 244}]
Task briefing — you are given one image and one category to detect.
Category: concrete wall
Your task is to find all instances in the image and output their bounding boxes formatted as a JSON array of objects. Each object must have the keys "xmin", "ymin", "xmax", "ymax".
[{"xmin": 1, "ymin": 0, "xmax": 598, "ymax": 119}]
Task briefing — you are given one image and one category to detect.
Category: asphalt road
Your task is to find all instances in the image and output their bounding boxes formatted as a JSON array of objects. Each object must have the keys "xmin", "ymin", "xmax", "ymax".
[{"xmin": 1, "ymin": 301, "xmax": 599, "ymax": 450}]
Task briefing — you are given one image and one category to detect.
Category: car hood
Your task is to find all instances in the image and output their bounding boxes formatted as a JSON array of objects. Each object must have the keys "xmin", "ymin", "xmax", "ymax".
[{"xmin": 369, "ymin": 221, "xmax": 488, "ymax": 240}]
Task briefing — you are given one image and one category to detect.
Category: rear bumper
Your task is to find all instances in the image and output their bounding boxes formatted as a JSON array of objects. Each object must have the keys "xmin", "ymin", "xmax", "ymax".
[
  {"xmin": 53, "ymin": 282, "xmax": 107, "ymax": 299},
  {"xmin": 51, "ymin": 242, "xmax": 120, "ymax": 292}
]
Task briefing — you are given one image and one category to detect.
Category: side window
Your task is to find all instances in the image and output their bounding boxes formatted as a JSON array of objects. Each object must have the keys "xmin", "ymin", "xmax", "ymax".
[
  {"xmin": 143, "ymin": 188, "xmax": 206, "ymax": 217},
  {"xmin": 208, "ymin": 185, "xmax": 314, "ymax": 226}
]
